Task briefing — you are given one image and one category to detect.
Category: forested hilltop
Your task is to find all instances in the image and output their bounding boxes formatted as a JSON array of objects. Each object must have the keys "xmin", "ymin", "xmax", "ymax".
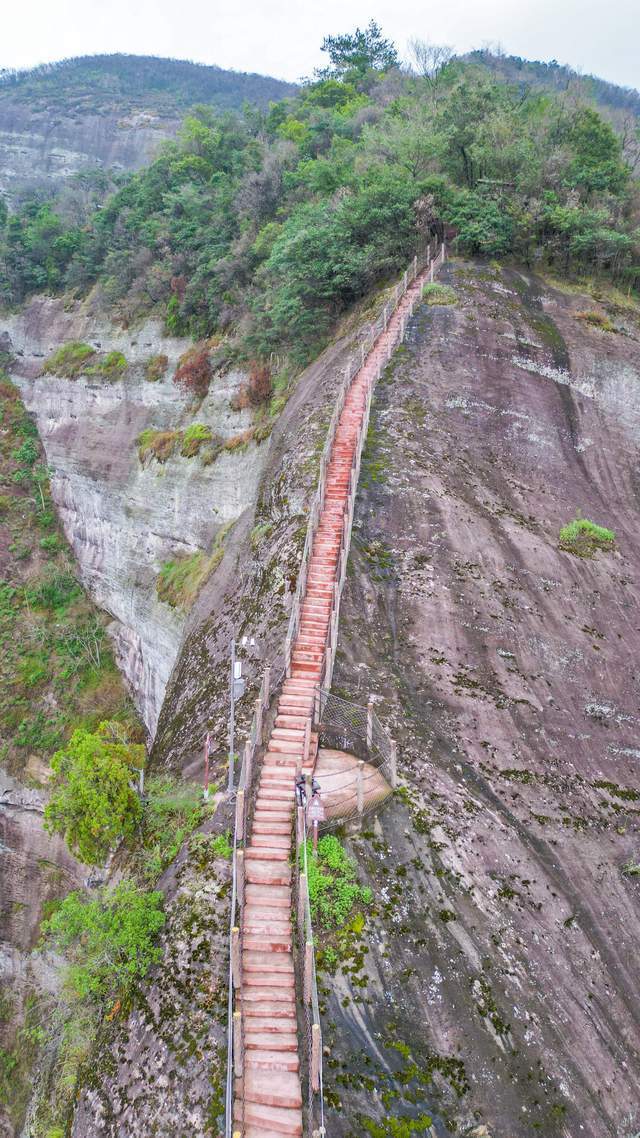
[
  {"xmin": 1, "ymin": 24, "xmax": 638, "ymax": 364},
  {"xmin": 0, "ymin": 53, "xmax": 296, "ymax": 116}
]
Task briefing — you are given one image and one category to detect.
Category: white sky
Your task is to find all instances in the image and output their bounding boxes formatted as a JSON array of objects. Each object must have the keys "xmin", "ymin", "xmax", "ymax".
[{"xmin": 2, "ymin": 0, "xmax": 638, "ymax": 92}]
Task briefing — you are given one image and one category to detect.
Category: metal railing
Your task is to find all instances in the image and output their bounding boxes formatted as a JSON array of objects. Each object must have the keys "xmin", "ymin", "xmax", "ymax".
[
  {"xmin": 224, "ymin": 237, "xmax": 446, "ymax": 1137},
  {"xmin": 224, "ymin": 665, "xmax": 280, "ymax": 1138},
  {"xmin": 293, "ymin": 805, "xmax": 326, "ymax": 1137},
  {"xmin": 283, "ymin": 239, "xmax": 446, "ymax": 682}
]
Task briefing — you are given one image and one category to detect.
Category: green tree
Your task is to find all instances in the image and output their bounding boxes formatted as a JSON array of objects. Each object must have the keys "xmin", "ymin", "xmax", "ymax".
[
  {"xmin": 317, "ymin": 20, "xmax": 398, "ymax": 81},
  {"xmin": 42, "ymin": 880, "xmax": 164, "ymax": 1002},
  {"xmin": 44, "ymin": 722, "xmax": 144, "ymax": 864}
]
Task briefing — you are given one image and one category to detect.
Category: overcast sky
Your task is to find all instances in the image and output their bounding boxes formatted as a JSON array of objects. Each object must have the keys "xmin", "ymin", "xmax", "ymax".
[{"xmin": 2, "ymin": 0, "xmax": 638, "ymax": 92}]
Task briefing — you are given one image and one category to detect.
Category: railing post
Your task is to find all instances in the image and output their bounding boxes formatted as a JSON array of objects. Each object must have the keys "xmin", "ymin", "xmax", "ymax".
[
  {"xmin": 389, "ymin": 739, "xmax": 398, "ymax": 789},
  {"xmin": 298, "ymin": 871, "xmax": 308, "ymax": 932},
  {"xmin": 314, "ymin": 684, "xmax": 321, "ymax": 724},
  {"xmin": 254, "ymin": 697, "xmax": 263, "ymax": 744},
  {"xmin": 263, "ymin": 665, "xmax": 270, "ymax": 709},
  {"xmin": 231, "ymin": 927, "xmax": 241, "ymax": 988},
  {"xmin": 303, "ymin": 717, "xmax": 311, "ymax": 765},
  {"xmin": 311, "ymin": 1023, "xmax": 321, "ymax": 1093},
  {"xmin": 304, "ymin": 941, "xmax": 313, "ymax": 1004},
  {"xmin": 357, "ymin": 760, "xmax": 365, "ymax": 818},
  {"xmin": 297, "ymin": 805, "xmax": 305, "ymax": 848},
  {"xmin": 366, "ymin": 698, "xmax": 374, "ymax": 750},
  {"xmin": 235, "ymin": 789, "xmax": 245, "ymax": 841},
  {"xmin": 233, "ymin": 1011, "xmax": 243, "ymax": 1078},
  {"xmin": 236, "ymin": 849, "xmax": 245, "ymax": 906}
]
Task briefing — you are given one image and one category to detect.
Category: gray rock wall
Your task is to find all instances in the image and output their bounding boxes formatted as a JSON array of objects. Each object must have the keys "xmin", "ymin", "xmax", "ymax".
[{"xmin": 4, "ymin": 297, "xmax": 267, "ymax": 735}]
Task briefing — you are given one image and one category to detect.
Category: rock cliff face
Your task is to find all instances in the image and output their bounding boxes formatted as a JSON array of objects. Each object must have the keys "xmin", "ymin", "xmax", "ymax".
[
  {"xmin": 0, "ymin": 101, "xmax": 177, "ymax": 203},
  {"xmin": 323, "ymin": 262, "xmax": 640, "ymax": 1137},
  {"xmin": 4, "ymin": 298, "xmax": 267, "ymax": 734}
]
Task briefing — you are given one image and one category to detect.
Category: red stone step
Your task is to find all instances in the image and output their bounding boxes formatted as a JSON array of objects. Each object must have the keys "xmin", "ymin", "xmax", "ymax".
[
  {"xmin": 243, "ymin": 1101, "xmax": 302, "ymax": 1135},
  {"xmin": 245, "ymin": 1031, "xmax": 298, "ymax": 1051},
  {"xmin": 243, "ymin": 951, "xmax": 294, "ymax": 974},
  {"xmin": 243, "ymin": 934, "xmax": 292, "ymax": 953},
  {"xmin": 243, "ymin": 1015, "xmax": 296, "ymax": 1034},
  {"xmin": 246, "ymin": 846, "xmax": 289, "ymax": 862},
  {"xmin": 243, "ymin": 999, "xmax": 297, "ymax": 1020},
  {"xmin": 246, "ymin": 1049, "xmax": 300, "ymax": 1072},
  {"xmin": 250, "ymin": 832, "xmax": 290, "ymax": 848},
  {"xmin": 244, "ymin": 1069, "xmax": 302, "ymax": 1110},
  {"xmin": 245, "ymin": 861, "xmax": 291, "ymax": 886},
  {"xmin": 245, "ymin": 885, "xmax": 291, "ymax": 908},
  {"xmin": 243, "ymin": 971, "xmax": 294, "ymax": 989},
  {"xmin": 241, "ymin": 985, "xmax": 296, "ymax": 1006}
]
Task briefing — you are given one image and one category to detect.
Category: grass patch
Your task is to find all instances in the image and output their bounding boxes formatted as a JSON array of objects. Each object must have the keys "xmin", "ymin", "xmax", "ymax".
[
  {"xmin": 156, "ymin": 523, "xmax": 231, "ymax": 609},
  {"xmin": 144, "ymin": 353, "xmax": 169, "ymax": 382},
  {"xmin": 43, "ymin": 342, "xmax": 95, "ymax": 378},
  {"xmin": 180, "ymin": 423, "xmax": 212, "ymax": 457},
  {"xmin": 136, "ymin": 775, "xmax": 211, "ymax": 883},
  {"xmin": 559, "ymin": 516, "xmax": 616, "ymax": 558},
  {"xmin": 86, "ymin": 350, "xmax": 127, "ymax": 379},
  {"xmin": 137, "ymin": 428, "xmax": 181, "ymax": 464},
  {"xmin": 422, "ymin": 282, "xmax": 457, "ymax": 306},
  {"xmin": 304, "ymin": 834, "xmax": 372, "ymax": 931}
]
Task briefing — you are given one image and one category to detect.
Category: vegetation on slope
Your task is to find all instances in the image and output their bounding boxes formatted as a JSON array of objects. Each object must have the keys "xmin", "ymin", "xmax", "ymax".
[
  {"xmin": 1, "ymin": 23, "xmax": 637, "ymax": 367},
  {"xmin": 0, "ymin": 366, "xmax": 139, "ymax": 778}
]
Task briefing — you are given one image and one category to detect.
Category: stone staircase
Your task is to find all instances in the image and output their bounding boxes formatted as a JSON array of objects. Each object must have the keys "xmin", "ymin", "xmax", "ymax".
[{"xmin": 233, "ymin": 261, "xmax": 436, "ymax": 1137}]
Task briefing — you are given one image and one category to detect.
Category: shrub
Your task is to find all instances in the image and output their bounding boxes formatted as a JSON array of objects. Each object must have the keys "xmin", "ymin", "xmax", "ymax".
[
  {"xmin": 559, "ymin": 516, "xmax": 616, "ymax": 558},
  {"xmin": 43, "ymin": 342, "xmax": 95, "ymax": 378},
  {"xmin": 180, "ymin": 423, "xmax": 213, "ymax": 457},
  {"xmin": 42, "ymin": 880, "xmax": 164, "ymax": 1003},
  {"xmin": 576, "ymin": 310, "xmax": 615, "ymax": 332},
  {"xmin": 144, "ymin": 354, "xmax": 169, "ymax": 382},
  {"xmin": 247, "ymin": 362, "xmax": 272, "ymax": 405},
  {"xmin": 224, "ymin": 428, "xmax": 254, "ymax": 452},
  {"xmin": 422, "ymin": 282, "xmax": 457, "ymax": 306},
  {"xmin": 137, "ymin": 428, "xmax": 181, "ymax": 464},
  {"xmin": 44, "ymin": 721, "xmax": 145, "ymax": 864},
  {"xmin": 304, "ymin": 835, "xmax": 372, "ymax": 930},
  {"xmin": 86, "ymin": 350, "xmax": 127, "ymax": 379},
  {"xmin": 173, "ymin": 344, "xmax": 212, "ymax": 398}
]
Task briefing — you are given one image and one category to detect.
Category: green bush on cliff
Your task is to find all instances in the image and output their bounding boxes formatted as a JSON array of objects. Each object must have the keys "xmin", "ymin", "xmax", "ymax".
[
  {"xmin": 43, "ymin": 342, "xmax": 95, "ymax": 378},
  {"xmin": 558, "ymin": 516, "xmax": 615, "ymax": 557},
  {"xmin": 44, "ymin": 721, "xmax": 145, "ymax": 864},
  {"xmin": 42, "ymin": 879, "xmax": 164, "ymax": 1003}
]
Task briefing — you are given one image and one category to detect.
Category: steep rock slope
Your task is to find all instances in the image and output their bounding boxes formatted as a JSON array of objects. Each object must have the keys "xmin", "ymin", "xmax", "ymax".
[
  {"xmin": 323, "ymin": 262, "xmax": 640, "ymax": 1137},
  {"xmin": 0, "ymin": 55, "xmax": 295, "ymax": 203},
  {"xmin": 4, "ymin": 299, "xmax": 266, "ymax": 732}
]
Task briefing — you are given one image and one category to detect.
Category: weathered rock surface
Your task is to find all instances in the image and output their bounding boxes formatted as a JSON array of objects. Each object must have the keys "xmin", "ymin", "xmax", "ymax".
[
  {"xmin": 3, "ymin": 296, "xmax": 267, "ymax": 733},
  {"xmin": 324, "ymin": 262, "xmax": 640, "ymax": 1136}
]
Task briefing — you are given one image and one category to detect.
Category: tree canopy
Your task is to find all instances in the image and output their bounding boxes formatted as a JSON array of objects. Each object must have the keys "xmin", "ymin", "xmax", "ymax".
[
  {"xmin": 1, "ymin": 29, "xmax": 638, "ymax": 365},
  {"xmin": 317, "ymin": 20, "xmax": 399, "ymax": 81},
  {"xmin": 44, "ymin": 721, "xmax": 144, "ymax": 865}
]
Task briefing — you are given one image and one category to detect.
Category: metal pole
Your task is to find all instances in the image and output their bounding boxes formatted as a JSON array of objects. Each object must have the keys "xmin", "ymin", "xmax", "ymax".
[
  {"xmin": 203, "ymin": 732, "xmax": 210, "ymax": 801},
  {"xmin": 227, "ymin": 638, "xmax": 236, "ymax": 793}
]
